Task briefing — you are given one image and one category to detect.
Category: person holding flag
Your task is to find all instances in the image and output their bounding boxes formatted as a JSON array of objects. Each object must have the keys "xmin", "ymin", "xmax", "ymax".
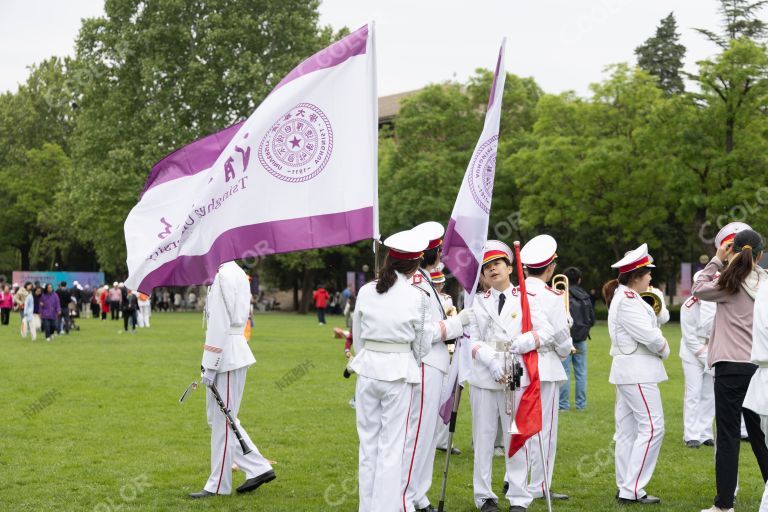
[
  {"xmin": 349, "ymin": 229, "xmax": 474, "ymax": 512},
  {"xmin": 402, "ymin": 221, "xmax": 455, "ymax": 512},
  {"xmin": 602, "ymin": 244, "xmax": 669, "ymax": 505},
  {"xmin": 519, "ymin": 235, "xmax": 573, "ymax": 501},
  {"xmin": 189, "ymin": 261, "xmax": 275, "ymax": 499},
  {"xmin": 465, "ymin": 240, "xmax": 552, "ymax": 512}
]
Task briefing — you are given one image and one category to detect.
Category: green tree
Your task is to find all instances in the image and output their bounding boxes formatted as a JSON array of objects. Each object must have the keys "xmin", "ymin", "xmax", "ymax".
[
  {"xmin": 696, "ymin": 0, "xmax": 768, "ymax": 47},
  {"xmin": 67, "ymin": 0, "xmax": 343, "ymax": 274},
  {"xmin": 635, "ymin": 12, "xmax": 686, "ymax": 95}
]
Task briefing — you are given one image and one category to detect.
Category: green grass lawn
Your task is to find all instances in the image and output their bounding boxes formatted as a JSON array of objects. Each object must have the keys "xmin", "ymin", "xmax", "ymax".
[{"xmin": 1, "ymin": 312, "xmax": 765, "ymax": 511}]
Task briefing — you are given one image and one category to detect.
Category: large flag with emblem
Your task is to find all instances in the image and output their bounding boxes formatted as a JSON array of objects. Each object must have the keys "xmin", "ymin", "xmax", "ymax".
[
  {"xmin": 439, "ymin": 39, "xmax": 506, "ymax": 423},
  {"xmin": 125, "ymin": 24, "xmax": 378, "ymax": 293}
]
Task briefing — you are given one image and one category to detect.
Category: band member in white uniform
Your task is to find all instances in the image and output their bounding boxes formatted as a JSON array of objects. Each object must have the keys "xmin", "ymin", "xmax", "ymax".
[
  {"xmin": 679, "ymin": 270, "xmax": 716, "ymax": 448},
  {"xmin": 744, "ymin": 278, "xmax": 768, "ymax": 512},
  {"xmin": 402, "ymin": 221, "xmax": 456, "ymax": 512},
  {"xmin": 467, "ymin": 240, "xmax": 553, "ymax": 512},
  {"xmin": 432, "ymin": 269, "xmax": 461, "ymax": 454},
  {"xmin": 603, "ymin": 244, "xmax": 669, "ymax": 505},
  {"xmin": 189, "ymin": 261, "xmax": 275, "ymax": 499},
  {"xmin": 520, "ymin": 235, "xmax": 573, "ymax": 501},
  {"xmin": 350, "ymin": 229, "xmax": 473, "ymax": 512}
]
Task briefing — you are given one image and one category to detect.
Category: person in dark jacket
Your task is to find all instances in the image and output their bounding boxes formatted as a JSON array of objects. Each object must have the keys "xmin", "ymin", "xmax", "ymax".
[
  {"xmin": 122, "ymin": 290, "xmax": 139, "ymax": 333},
  {"xmin": 559, "ymin": 267, "xmax": 595, "ymax": 411},
  {"xmin": 56, "ymin": 282, "xmax": 72, "ymax": 335}
]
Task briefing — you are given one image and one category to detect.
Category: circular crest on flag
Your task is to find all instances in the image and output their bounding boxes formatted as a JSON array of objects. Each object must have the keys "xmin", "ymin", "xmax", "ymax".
[
  {"xmin": 258, "ymin": 103, "xmax": 333, "ymax": 183},
  {"xmin": 467, "ymin": 135, "xmax": 498, "ymax": 214}
]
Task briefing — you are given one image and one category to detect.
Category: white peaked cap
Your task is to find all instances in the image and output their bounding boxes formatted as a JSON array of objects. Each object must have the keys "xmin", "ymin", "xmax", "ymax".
[
  {"xmin": 611, "ymin": 243, "xmax": 655, "ymax": 273},
  {"xmin": 520, "ymin": 234, "xmax": 558, "ymax": 268}
]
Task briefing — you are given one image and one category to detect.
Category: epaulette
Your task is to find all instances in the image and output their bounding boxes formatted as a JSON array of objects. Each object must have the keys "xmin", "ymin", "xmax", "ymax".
[
  {"xmin": 511, "ymin": 287, "xmax": 519, "ymax": 296},
  {"xmin": 483, "ymin": 289, "xmax": 492, "ymax": 298},
  {"xmin": 412, "ymin": 273, "xmax": 423, "ymax": 285},
  {"xmin": 545, "ymin": 285, "xmax": 563, "ymax": 296},
  {"xmin": 624, "ymin": 290, "xmax": 636, "ymax": 299},
  {"xmin": 684, "ymin": 296, "xmax": 699, "ymax": 309}
]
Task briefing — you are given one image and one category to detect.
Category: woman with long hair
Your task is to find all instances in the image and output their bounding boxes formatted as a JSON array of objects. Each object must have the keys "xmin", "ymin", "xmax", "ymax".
[
  {"xmin": 349, "ymin": 229, "xmax": 473, "ymax": 512},
  {"xmin": 603, "ymin": 244, "xmax": 669, "ymax": 505},
  {"xmin": 694, "ymin": 226, "xmax": 768, "ymax": 512},
  {"xmin": 39, "ymin": 283, "xmax": 61, "ymax": 341}
]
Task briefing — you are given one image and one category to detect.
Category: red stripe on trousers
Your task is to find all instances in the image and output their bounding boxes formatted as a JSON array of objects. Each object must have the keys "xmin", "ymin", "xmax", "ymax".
[
  {"xmin": 215, "ymin": 371, "xmax": 230, "ymax": 494},
  {"xmin": 634, "ymin": 384, "xmax": 654, "ymax": 500},
  {"xmin": 403, "ymin": 364, "xmax": 425, "ymax": 512}
]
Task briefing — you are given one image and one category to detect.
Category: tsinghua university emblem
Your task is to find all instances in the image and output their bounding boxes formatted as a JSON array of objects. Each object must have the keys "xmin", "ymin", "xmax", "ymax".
[
  {"xmin": 468, "ymin": 135, "xmax": 498, "ymax": 214},
  {"xmin": 258, "ymin": 103, "xmax": 334, "ymax": 182}
]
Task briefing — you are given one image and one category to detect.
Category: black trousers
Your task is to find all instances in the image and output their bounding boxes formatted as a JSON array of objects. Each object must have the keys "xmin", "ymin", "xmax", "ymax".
[
  {"xmin": 713, "ymin": 362, "xmax": 768, "ymax": 508},
  {"xmin": 0, "ymin": 308, "xmax": 10, "ymax": 325}
]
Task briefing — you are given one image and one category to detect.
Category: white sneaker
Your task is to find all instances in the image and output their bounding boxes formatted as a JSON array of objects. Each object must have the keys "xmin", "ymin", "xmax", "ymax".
[{"xmin": 701, "ymin": 506, "xmax": 734, "ymax": 512}]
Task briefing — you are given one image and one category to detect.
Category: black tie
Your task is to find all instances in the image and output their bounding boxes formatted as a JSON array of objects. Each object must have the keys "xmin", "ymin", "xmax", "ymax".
[{"xmin": 498, "ymin": 293, "xmax": 506, "ymax": 315}]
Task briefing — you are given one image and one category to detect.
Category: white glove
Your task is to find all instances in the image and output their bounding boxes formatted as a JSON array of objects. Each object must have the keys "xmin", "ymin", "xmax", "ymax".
[
  {"xmin": 658, "ymin": 340, "xmax": 670, "ymax": 360},
  {"xmin": 508, "ymin": 332, "xmax": 537, "ymax": 354},
  {"xmin": 202, "ymin": 367, "xmax": 217, "ymax": 388},
  {"xmin": 458, "ymin": 308, "xmax": 475, "ymax": 326},
  {"xmin": 488, "ymin": 358, "xmax": 505, "ymax": 383}
]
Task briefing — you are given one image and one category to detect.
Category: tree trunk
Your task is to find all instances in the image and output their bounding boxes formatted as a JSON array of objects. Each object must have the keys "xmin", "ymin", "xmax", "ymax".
[
  {"xmin": 292, "ymin": 280, "xmax": 299, "ymax": 312},
  {"xmin": 299, "ymin": 267, "xmax": 314, "ymax": 314},
  {"xmin": 19, "ymin": 244, "xmax": 30, "ymax": 271},
  {"xmin": 725, "ymin": 116, "xmax": 735, "ymax": 154}
]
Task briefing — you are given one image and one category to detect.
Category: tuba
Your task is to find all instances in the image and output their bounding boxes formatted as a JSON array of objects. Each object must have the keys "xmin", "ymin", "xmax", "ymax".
[
  {"xmin": 640, "ymin": 287, "xmax": 662, "ymax": 315},
  {"xmin": 551, "ymin": 274, "xmax": 570, "ymax": 316}
]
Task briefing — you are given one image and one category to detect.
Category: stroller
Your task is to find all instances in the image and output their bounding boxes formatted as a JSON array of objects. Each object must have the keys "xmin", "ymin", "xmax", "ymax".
[{"xmin": 67, "ymin": 298, "xmax": 81, "ymax": 332}]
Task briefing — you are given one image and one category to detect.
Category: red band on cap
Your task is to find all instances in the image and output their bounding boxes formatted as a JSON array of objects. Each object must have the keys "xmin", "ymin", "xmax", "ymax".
[
  {"xmin": 525, "ymin": 254, "xmax": 556, "ymax": 269},
  {"xmin": 389, "ymin": 249, "xmax": 423, "ymax": 261},
  {"xmin": 483, "ymin": 250, "xmax": 508, "ymax": 265},
  {"xmin": 720, "ymin": 233, "xmax": 736, "ymax": 246},
  {"xmin": 427, "ymin": 238, "xmax": 443, "ymax": 250},
  {"xmin": 430, "ymin": 271, "xmax": 445, "ymax": 281},
  {"xmin": 618, "ymin": 255, "xmax": 651, "ymax": 274}
]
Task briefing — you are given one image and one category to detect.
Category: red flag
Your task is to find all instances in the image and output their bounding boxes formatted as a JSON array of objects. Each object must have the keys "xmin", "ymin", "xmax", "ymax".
[{"xmin": 508, "ymin": 241, "xmax": 542, "ymax": 457}]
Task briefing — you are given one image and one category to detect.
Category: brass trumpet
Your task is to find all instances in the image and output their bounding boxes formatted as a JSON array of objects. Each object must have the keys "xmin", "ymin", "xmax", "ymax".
[
  {"xmin": 552, "ymin": 274, "xmax": 570, "ymax": 316},
  {"xmin": 640, "ymin": 287, "xmax": 662, "ymax": 315}
]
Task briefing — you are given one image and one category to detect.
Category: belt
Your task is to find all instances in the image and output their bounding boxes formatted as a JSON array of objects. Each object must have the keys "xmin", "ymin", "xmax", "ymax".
[{"xmin": 363, "ymin": 340, "xmax": 411, "ymax": 353}]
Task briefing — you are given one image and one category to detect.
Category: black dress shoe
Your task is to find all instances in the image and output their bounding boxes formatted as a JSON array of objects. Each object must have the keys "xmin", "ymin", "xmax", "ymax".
[
  {"xmin": 502, "ymin": 481, "xmax": 509, "ymax": 494},
  {"xmin": 686, "ymin": 440, "xmax": 702, "ymax": 448},
  {"xmin": 236, "ymin": 469, "xmax": 276, "ymax": 494},
  {"xmin": 480, "ymin": 499, "xmax": 500, "ymax": 512},
  {"xmin": 415, "ymin": 505, "xmax": 437, "ymax": 512},
  {"xmin": 188, "ymin": 489, "xmax": 215, "ymax": 499},
  {"xmin": 509, "ymin": 506, "xmax": 527, "ymax": 512},
  {"xmin": 703, "ymin": 439, "xmax": 715, "ymax": 446},
  {"xmin": 617, "ymin": 494, "xmax": 661, "ymax": 505}
]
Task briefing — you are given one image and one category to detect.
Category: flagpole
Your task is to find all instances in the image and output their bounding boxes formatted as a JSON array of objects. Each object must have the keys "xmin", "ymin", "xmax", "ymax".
[{"xmin": 437, "ymin": 367, "xmax": 462, "ymax": 512}]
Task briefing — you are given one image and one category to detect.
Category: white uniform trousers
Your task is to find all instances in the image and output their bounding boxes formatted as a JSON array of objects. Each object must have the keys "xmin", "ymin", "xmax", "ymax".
[
  {"xmin": 138, "ymin": 304, "xmax": 151, "ymax": 327},
  {"xmin": 470, "ymin": 385, "xmax": 531, "ymax": 509},
  {"xmin": 614, "ymin": 383, "xmax": 665, "ymax": 500},
  {"xmin": 526, "ymin": 381, "xmax": 561, "ymax": 497},
  {"xmin": 356, "ymin": 375, "xmax": 413, "ymax": 512},
  {"xmin": 681, "ymin": 361, "xmax": 714, "ymax": 442},
  {"xmin": 403, "ymin": 364, "xmax": 444, "ymax": 511},
  {"xmin": 434, "ymin": 418, "xmax": 449, "ymax": 449},
  {"xmin": 204, "ymin": 368, "xmax": 273, "ymax": 495}
]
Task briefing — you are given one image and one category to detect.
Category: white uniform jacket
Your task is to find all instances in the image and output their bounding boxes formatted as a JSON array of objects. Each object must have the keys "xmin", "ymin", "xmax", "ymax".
[
  {"xmin": 525, "ymin": 277, "xmax": 573, "ymax": 382},
  {"xmin": 202, "ymin": 262, "xmax": 256, "ymax": 372},
  {"xmin": 679, "ymin": 295, "xmax": 715, "ymax": 368},
  {"xmin": 350, "ymin": 272, "xmax": 464, "ymax": 384},
  {"xmin": 467, "ymin": 285, "xmax": 553, "ymax": 390},
  {"xmin": 744, "ymin": 282, "xmax": 768, "ymax": 416},
  {"xmin": 608, "ymin": 284, "xmax": 669, "ymax": 385},
  {"xmin": 414, "ymin": 269, "xmax": 451, "ymax": 374}
]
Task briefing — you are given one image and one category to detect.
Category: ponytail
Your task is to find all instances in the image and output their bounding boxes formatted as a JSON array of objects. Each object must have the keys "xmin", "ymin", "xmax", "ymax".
[
  {"xmin": 375, "ymin": 254, "xmax": 421, "ymax": 294},
  {"xmin": 602, "ymin": 279, "xmax": 619, "ymax": 307},
  {"xmin": 718, "ymin": 229, "xmax": 764, "ymax": 295}
]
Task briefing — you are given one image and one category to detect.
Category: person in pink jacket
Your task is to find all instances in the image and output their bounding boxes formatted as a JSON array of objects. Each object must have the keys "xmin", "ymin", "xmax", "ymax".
[
  {"xmin": 0, "ymin": 284, "xmax": 13, "ymax": 325},
  {"xmin": 693, "ymin": 227, "xmax": 768, "ymax": 512}
]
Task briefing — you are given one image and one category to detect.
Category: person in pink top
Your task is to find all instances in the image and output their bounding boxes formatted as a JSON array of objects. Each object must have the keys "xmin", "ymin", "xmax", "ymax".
[
  {"xmin": 0, "ymin": 284, "xmax": 13, "ymax": 325},
  {"xmin": 693, "ymin": 224, "xmax": 768, "ymax": 512}
]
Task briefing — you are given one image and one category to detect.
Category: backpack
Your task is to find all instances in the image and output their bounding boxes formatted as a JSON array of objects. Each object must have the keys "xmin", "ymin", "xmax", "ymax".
[{"xmin": 568, "ymin": 285, "xmax": 595, "ymax": 341}]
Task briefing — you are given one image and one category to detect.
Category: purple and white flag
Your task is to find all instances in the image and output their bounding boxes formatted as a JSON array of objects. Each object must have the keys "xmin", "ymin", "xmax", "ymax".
[
  {"xmin": 439, "ymin": 39, "xmax": 506, "ymax": 422},
  {"xmin": 125, "ymin": 24, "xmax": 378, "ymax": 293}
]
